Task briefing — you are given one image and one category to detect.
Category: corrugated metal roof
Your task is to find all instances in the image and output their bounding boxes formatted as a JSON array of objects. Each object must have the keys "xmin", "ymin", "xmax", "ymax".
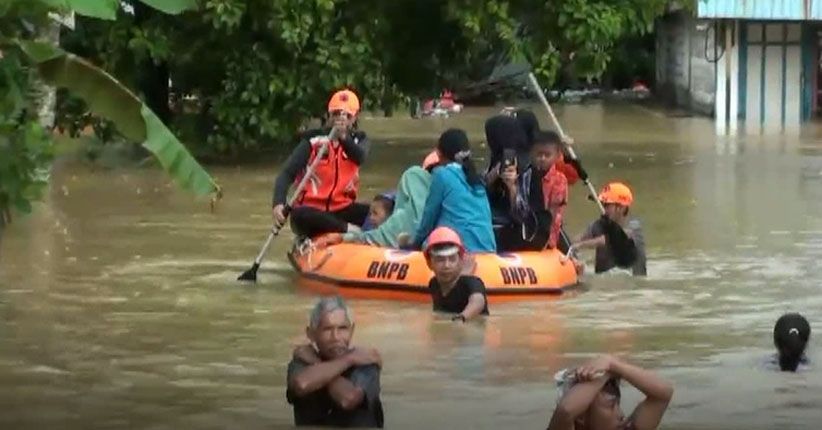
[{"xmin": 698, "ymin": 0, "xmax": 822, "ymax": 20}]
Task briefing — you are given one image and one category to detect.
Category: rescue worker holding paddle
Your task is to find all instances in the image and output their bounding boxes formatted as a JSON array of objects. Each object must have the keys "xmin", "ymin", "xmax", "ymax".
[
  {"xmin": 570, "ymin": 182, "xmax": 647, "ymax": 276},
  {"xmin": 272, "ymin": 89, "xmax": 370, "ymax": 238}
]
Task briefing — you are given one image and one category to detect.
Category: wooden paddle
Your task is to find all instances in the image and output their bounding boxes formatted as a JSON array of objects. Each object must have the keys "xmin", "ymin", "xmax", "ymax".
[
  {"xmin": 238, "ymin": 127, "xmax": 338, "ymax": 282},
  {"xmin": 526, "ymin": 73, "xmax": 637, "ymax": 268}
]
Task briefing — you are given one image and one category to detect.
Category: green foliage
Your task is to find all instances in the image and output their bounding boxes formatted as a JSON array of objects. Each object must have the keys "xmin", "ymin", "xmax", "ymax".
[
  {"xmin": 59, "ymin": 0, "xmax": 119, "ymax": 20},
  {"xmin": 0, "ymin": 39, "xmax": 53, "ymax": 219},
  {"xmin": 56, "ymin": 0, "xmax": 670, "ymax": 157},
  {"xmin": 23, "ymin": 41, "xmax": 221, "ymax": 197},
  {"xmin": 506, "ymin": 0, "xmax": 669, "ymax": 85},
  {"xmin": 0, "ymin": 0, "xmax": 220, "ymax": 222},
  {"xmin": 141, "ymin": 106, "xmax": 219, "ymax": 196},
  {"xmin": 136, "ymin": 0, "xmax": 198, "ymax": 15}
]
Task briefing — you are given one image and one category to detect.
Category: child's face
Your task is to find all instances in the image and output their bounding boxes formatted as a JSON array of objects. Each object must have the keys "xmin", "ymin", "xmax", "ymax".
[
  {"xmin": 531, "ymin": 143, "xmax": 559, "ymax": 171},
  {"xmin": 367, "ymin": 202, "xmax": 389, "ymax": 227}
]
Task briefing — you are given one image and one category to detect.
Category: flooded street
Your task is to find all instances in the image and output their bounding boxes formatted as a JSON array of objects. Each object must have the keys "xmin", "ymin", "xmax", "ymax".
[{"xmin": 3, "ymin": 103, "xmax": 822, "ymax": 429}]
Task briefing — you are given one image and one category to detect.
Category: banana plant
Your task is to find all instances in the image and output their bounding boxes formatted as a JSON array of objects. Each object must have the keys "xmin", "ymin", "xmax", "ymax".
[
  {"xmin": 21, "ymin": 40, "xmax": 221, "ymax": 198},
  {"xmin": 3, "ymin": 0, "xmax": 220, "ymax": 207}
]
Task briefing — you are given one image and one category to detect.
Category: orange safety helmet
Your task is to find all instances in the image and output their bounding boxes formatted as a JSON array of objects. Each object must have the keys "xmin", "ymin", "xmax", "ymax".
[
  {"xmin": 327, "ymin": 89, "xmax": 360, "ymax": 116},
  {"xmin": 423, "ymin": 226, "xmax": 465, "ymax": 258},
  {"xmin": 422, "ymin": 150, "xmax": 440, "ymax": 170},
  {"xmin": 598, "ymin": 182, "xmax": 633, "ymax": 207}
]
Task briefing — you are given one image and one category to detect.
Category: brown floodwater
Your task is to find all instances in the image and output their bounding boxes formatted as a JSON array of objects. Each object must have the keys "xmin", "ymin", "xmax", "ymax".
[{"xmin": 3, "ymin": 102, "xmax": 822, "ymax": 429}]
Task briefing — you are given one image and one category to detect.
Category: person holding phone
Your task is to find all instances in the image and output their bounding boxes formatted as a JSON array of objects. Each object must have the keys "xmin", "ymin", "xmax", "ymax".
[
  {"xmin": 497, "ymin": 131, "xmax": 568, "ymax": 251},
  {"xmin": 483, "ymin": 115, "xmax": 530, "ymax": 247}
]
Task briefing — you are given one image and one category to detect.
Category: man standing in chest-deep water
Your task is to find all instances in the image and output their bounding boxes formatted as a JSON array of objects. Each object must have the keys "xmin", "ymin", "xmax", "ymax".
[
  {"xmin": 286, "ymin": 296, "xmax": 384, "ymax": 428},
  {"xmin": 424, "ymin": 226, "xmax": 490, "ymax": 322}
]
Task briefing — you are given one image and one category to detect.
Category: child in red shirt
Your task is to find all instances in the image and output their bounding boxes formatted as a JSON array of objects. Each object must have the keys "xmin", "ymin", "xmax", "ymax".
[{"xmin": 531, "ymin": 132, "xmax": 569, "ymax": 249}]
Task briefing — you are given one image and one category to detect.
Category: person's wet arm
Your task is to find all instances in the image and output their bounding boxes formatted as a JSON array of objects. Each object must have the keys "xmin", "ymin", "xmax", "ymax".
[
  {"xmin": 412, "ymin": 172, "xmax": 446, "ymax": 248},
  {"xmin": 612, "ymin": 358, "xmax": 673, "ymax": 430},
  {"xmin": 329, "ymin": 364, "xmax": 381, "ymax": 411},
  {"xmin": 546, "ymin": 173, "xmax": 568, "ymax": 248},
  {"xmin": 326, "ymin": 375, "xmax": 366, "ymax": 411},
  {"xmin": 288, "ymin": 355, "xmax": 353, "ymax": 397},
  {"xmin": 627, "ymin": 220, "xmax": 647, "ymax": 276},
  {"xmin": 573, "ymin": 220, "xmax": 606, "ymax": 250},
  {"xmin": 459, "ymin": 293, "xmax": 487, "ymax": 321},
  {"xmin": 272, "ymin": 140, "xmax": 311, "ymax": 206},
  {"xmin": 340, "ymin": 132, "xmax": 370, "ymax": 165},
  {"xmin": 500, "ymin": 165, "xmax": 519, "ymax": 220},
  {"xmin": 573, "ymin": 235, "xmax": 606, "ymax": 250}
]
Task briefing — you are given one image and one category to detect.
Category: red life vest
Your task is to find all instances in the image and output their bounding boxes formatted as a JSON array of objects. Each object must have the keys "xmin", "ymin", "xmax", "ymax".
[{"xmin": 295, "ymin": 135, "xmax": 360, "ymax": 212}]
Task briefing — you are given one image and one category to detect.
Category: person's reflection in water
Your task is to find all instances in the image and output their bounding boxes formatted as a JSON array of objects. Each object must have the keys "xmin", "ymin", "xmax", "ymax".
[{"xmin": 286, "ymin": 296, "xmax": 384, "ymax": 428}]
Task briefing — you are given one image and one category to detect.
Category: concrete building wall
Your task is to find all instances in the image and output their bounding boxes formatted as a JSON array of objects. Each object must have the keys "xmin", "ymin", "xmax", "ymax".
[{"xmin": 656, "ymin": 11, "xmax": 716, "ymax": 115}]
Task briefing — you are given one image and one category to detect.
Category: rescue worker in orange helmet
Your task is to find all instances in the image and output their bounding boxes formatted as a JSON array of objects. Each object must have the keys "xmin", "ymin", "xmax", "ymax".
[
  {"xmin": 570, "ymin": 182, "xmax": 646, "ymax": 276},
  {"xmin": 424, "ymin": 226, "xmax": 489, "ymax": 322},
  {"xmin": 272, "ymin": 89, "xmax": 370, "ymax": 238}
]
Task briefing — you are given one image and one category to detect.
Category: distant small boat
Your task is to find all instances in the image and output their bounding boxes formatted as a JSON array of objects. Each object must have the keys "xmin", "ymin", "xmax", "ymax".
[{"xmin": 420, "ymin": 89, "xmax": 464, "ymax": 117}]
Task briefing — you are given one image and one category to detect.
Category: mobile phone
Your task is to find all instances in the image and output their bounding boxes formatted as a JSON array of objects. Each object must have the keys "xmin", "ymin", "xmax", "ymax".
[{"xmin": 502, "ymin": 149, "xmax": 517, "ymax": 169}]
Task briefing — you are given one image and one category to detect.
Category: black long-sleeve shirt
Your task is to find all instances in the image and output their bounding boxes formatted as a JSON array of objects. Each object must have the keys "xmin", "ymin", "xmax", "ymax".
[{"xmin": 272, "ymin": 128, "xmax": 369, "ymax": 207}]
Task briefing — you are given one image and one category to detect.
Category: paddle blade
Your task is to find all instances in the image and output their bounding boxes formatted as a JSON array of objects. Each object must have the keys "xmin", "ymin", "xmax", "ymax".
[{"xmin": 237, "ymin": 262, "xmax": 260, "ymax": 282}]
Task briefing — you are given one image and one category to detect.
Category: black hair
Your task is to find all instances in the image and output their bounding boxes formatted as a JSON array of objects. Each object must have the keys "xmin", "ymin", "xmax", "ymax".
[
  {"xmin": 484, "ymin": 115, "xmax": 527, "ymax": 166},
  {"xmin": 513, "ymin": 109, "xmax": 540, "ymax": 147},
  {"xmin": 774, "ymin": 313, "xmax": 810, "ymax": 372},
  {"xmin": 372, "ymin": 194, "xmax": 395, "ymax": 214},
  {"xmin": 532, "ymin": 130, "xmax": 562, "ymax": 149},
  {"xmin": 438, "ymin": 128, "xmax": 482, "ymax": 187},
  {"xmin": 602, "ymin": 377, "xmax": 621, "ymax": 400}
]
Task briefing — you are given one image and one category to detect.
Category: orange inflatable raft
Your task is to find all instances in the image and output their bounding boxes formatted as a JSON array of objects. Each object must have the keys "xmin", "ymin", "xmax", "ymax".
[{"xmin": 288, "ymin": 242, "xmax": 579, "ymax": 302}]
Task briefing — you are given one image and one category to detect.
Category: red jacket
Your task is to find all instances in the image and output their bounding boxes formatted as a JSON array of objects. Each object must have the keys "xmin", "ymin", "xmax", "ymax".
[
  {"xmin": 295, "ymin": 135, "xmax": 361, "ymax": 212},
  {"xmin": 542, "ymin": 165, "xmax": 569, "ymax": 249}
]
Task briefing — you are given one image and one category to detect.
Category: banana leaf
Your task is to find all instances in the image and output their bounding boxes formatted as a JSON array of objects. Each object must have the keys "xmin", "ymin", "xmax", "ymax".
[
  {"xmin": 136, "ymin": 0, "xmax": 198, "ymax": 14},
  {"xmin": 40, "ymin": 0, "xmax": 119, "ymax": 20},
  {"xmin": 41, "ymin": 0, "xmax": 196, "ymax": 20},
  {"xmin": 20, "ymin": 41, "xmax": 221, "ymax": 198}
]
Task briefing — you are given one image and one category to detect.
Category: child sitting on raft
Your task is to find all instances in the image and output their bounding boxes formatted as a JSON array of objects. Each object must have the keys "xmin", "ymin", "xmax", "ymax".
[
  {"xmin": 771, "ymin": 313, "xmax": 811, "ymax": 372},
  {"xmin": 549, "ymin": 355, "xmax": 673, "ymax": 430},
  {"xmin": 424, "ymin": 226, "xmax": 489, "ymax": 322},
  {"xmin": 312, "ymin": 156, "xmax": 435, "ymax": 249},
  {"xmin": 362, "ymin": 193, "xmax": 395, "ymax": 231}
]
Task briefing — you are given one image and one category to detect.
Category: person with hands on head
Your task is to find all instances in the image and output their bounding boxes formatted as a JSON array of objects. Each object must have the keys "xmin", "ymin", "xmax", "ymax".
[
  {"xmin": 571, "ymin": 182, "xmax": 646, "ymax": 276},
  {"xmin": 287, "ymin": 296, "xmax": 384, "ymax": 428},
  {"xmin": 549, "ymin": 355, "xmax": 673, "ymax": 430},
  {"xmin": 272, "ymin": 89, "xmax": 370, "ymax": 239},
  {"xmin": 424, "ymin": 226, "xmax": 489, "ymax": 322}
]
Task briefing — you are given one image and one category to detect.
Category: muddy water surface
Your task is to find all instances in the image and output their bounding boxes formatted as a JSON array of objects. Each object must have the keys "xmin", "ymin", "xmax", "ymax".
[{"xmin": 2, "ymin": 103, "xmax": 822, "ymax": 429}]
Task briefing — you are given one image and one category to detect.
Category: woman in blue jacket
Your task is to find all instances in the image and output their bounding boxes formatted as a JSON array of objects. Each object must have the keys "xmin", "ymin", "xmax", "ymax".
[{"xmin": 412, "ymin": 129, "xmax": 496, "ymax": 253}]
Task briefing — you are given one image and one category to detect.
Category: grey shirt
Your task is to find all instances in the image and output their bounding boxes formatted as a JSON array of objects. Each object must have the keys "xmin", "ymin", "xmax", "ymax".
[
  {"xmin": 286, "ymin": 358, "xmax": 384, "ymax": 428},
  {"xmin": 581, "ymin": 217, "xmax": 647, "ymax": 276}
]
